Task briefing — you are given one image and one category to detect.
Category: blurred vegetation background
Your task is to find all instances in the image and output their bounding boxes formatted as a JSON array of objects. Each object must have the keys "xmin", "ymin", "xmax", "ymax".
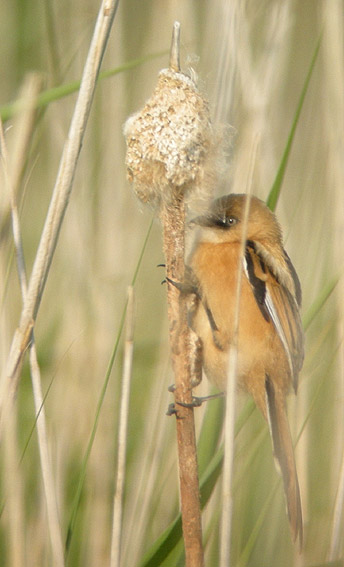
[{"xmin": 0, "ymin": 1, "xmax": 343, "ymax": 566}]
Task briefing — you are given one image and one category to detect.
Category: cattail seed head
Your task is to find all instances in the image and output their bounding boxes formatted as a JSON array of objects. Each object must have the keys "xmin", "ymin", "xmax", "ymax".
[{"xmin": 124, "ymin": 67, "xmax": 221, "ymax": 208}]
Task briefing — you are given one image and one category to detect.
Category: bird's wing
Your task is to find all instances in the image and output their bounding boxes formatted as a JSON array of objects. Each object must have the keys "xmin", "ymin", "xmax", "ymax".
[{"xmin": 244, "ymin": 243, "xmax": 304, "ymax": 392}]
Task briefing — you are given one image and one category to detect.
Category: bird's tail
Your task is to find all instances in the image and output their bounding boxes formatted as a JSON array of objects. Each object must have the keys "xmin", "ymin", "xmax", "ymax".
[{"xmin": 265, "ymin": 375, "xmax": 303, "ymax": 549}]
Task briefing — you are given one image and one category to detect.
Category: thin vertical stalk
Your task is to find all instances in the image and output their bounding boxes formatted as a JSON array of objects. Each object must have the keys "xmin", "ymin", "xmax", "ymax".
[
  {"xmin": 3, "ymin": 409, "xmax": 24, "ymax": 567},
  {"xmin": 111, "ymin": 287, "xmax": 135, "ymax": 567},
  {"xmin": 0, "ymin": 89, "xmax": 65, "ymax": 565},
  {"xmin": 220, "ymin": 139, "xmax": 258, "ymax": 567},
  {"xmin": 4, "ymin": 0, "xmax": 120, "ymax": 400},
  {"xmin": 328, "ymin": 449, "xmax": 344, "ymax": 560}
]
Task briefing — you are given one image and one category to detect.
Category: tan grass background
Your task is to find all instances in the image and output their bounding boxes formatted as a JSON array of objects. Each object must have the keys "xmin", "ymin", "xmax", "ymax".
[{"xmin": 0, "ymin": 1, "xmax": 343, "ymax": 565}]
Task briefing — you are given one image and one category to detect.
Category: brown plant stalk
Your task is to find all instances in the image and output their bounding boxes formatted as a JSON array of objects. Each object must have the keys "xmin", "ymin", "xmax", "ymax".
[
  {"xmin": 161, "ymin": 191, "xmax": 204, "ymax": 567},
  {"xmin": 123, "ymin": 21, "xmax": 225, "ymax": 566}
]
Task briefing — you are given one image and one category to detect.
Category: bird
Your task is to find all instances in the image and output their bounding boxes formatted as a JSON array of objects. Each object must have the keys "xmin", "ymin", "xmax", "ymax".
[{"xmin": 184, "ymin": 193, "xmax": 304, "ymax": 546}]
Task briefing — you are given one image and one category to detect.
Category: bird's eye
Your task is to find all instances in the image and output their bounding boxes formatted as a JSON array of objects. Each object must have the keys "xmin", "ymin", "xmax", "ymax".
[
  {"xmin": 220, "ymin": 215, "xmax": 237, "ymax": 228},
  {"xmin": 213, "ymin": 214, "xmax": 238, "ymax": 228}
]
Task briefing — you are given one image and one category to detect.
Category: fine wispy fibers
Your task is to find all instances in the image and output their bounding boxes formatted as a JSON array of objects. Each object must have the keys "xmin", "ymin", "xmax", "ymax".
[{"xmin": 0, "ymin": 1, "xmax": 343, "ymax": 566}]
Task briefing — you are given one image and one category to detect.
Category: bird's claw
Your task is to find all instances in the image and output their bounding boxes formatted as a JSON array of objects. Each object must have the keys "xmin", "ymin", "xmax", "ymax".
[
  {"xmin": 166, "ymin": 403, "xmax": 178, "ymax": 416},
  {"xmin": 177, "ymin": 392, "xmax": 225, "ymax": 409},
  {"xmin": 176, "ymin": 397, "xmax": 204, "ymax": 408},
  {"xmin": 167, "ymin": 386, "xmax": 225, "ymax": 414},
  {"xmin": 166, "ymin": 398, "xmax": 202, "ymax": 416}
]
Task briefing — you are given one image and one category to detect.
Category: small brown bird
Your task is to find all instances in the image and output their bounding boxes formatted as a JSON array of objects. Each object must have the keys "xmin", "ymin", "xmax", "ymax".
[{"xmin": 185, "ymin": 193, "xmax": 304, "ymax": 546}]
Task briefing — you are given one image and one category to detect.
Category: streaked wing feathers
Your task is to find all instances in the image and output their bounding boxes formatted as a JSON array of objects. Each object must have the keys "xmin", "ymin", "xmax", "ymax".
[{"xmin": 245, "ymin": 243, "xmax": 304, "ymax": 391}]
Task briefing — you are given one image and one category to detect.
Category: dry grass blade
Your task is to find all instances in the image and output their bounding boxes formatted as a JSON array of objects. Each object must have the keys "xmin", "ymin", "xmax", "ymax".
[
  {"xmin": 328, "ymin": 450, "xmax": 344, "ymax": 560},
  {"xmin": 0, "ymin": 74, "xmax": 42, "ymax": 239},
  {"xmin": 3, "ymin": 0, "xmax": 120, "ymax": 401},
  {"xmin": 3, "ymin": 409, "xmax": 24, "ymax": 566},
  {"xmin": 111, "ymin": 286, "xmax": 135, "ymax": 567},
  {"xmin": 0, "ymin": 76, "xmax": 65, "ymax": 565},
  {"xmin": 219, "ymin": 139, "xmax": 257, "ymax": 567}
]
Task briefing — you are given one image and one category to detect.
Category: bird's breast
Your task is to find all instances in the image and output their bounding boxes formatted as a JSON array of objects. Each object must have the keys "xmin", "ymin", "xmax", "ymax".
[{"xmin": 188, "ymin": 241, "xmax": 290, "ymax": 403}]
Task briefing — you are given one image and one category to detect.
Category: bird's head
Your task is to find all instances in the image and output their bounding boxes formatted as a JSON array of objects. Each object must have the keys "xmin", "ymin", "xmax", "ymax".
[{"xmin": 190, "ymin": 194, "xmax": 282, "ymax": 246}]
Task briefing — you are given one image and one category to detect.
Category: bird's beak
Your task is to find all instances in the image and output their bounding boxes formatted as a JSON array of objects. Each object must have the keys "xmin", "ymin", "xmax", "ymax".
[{"xmin": 189, "ymin": 214, "xmax": 215, "ymax": 228}]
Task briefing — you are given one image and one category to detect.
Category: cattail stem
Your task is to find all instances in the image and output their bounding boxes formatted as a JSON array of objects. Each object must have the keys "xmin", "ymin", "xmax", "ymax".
[
  {"xmin": 160, "ymin": 191, "xmax": 204, "ymax": 567},
  {"xmin": 124, "ymin": 19, "xmax": 221, "ymax": 564}
]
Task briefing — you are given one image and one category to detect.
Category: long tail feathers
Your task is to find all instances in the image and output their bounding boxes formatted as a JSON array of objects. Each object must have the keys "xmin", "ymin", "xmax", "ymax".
[{"xmin": 265, "ymin": 375, "xmax": 303, "ymax": 549}]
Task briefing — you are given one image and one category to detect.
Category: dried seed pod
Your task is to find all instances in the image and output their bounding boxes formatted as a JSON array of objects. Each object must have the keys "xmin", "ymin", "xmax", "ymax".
[{"xmin": 124, "ymin": 63, "xmax": 220, "ymax": 208}]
